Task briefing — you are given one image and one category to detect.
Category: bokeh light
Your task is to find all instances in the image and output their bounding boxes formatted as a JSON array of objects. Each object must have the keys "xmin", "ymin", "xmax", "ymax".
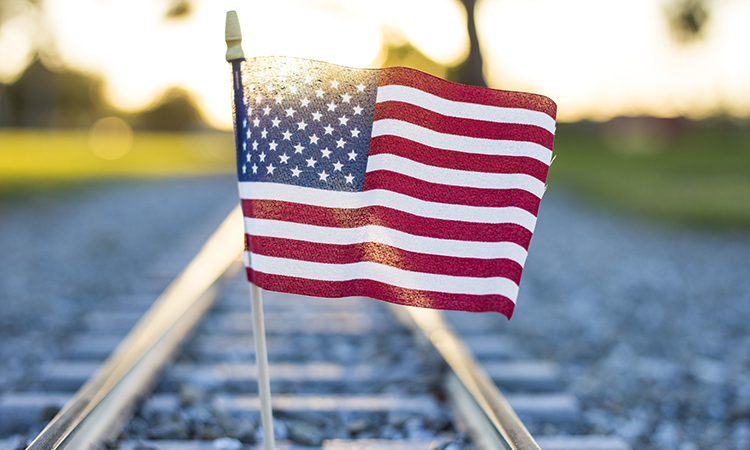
[{"xmin": 88, "ymin": 116, "xmax": 134, "ymax": 160}]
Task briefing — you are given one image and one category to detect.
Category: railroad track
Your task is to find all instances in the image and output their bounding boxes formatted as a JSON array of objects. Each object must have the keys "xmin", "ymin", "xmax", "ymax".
[{"xmin": 0, "ymin": 206, "xmax": 631, "ymax": 450}]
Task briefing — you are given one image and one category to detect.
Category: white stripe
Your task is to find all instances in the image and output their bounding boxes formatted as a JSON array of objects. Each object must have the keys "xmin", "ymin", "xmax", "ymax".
[
  {"xmin": 371, "ymin": 119, "xmax": 552, "ymax": 165},
  {"xmin": 238, "ymin": 182, "xmax": 538, "ymax": 231},
  {"xmin": 244, "ymin": 218, "xmax": 529, "ymax": 264},
  {"xmin": 366, "ymin": 153, "xmax": 545, "ymax": 197},
  {"xmin": 248, "ymin": 253, "xmax": 520, "ymax": 300},
  {"xmin": 376, "ymin": 84, "xmax": 556, "ymax": 133}
]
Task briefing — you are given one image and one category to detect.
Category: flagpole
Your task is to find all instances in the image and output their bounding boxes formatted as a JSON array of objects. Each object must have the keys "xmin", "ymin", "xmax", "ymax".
[{"xmin": 226, "ymin": 11, "xmax": 276, "ymax": 450}]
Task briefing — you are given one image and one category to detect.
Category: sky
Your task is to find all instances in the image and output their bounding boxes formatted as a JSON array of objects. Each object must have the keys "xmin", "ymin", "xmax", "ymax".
[{"xmin": 1, "ymin": 0, "xmax": 749, "ymax": 128}]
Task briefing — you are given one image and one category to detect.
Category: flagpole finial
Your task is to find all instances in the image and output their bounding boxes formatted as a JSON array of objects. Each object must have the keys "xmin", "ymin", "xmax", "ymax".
[{"xmin": 225, "ymin": 10, "xmax": 244, "ymax": 61}]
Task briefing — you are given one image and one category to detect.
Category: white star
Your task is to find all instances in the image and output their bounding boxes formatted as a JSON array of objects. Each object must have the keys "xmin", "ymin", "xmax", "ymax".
[
  {"xmin": 345, "ymin": 173, "xmax": 355, "ymax": 184},
  {"xmin": 337, "ymin": 138, "xmax": 347, "ymax": 149},
  {"xmin": 312, "ymin": 111, "xmax": 322, "ymax": 121},
  {"xmin": 318, "ymin": 170, "xmax": 329, "ymax": 181},
  {"xmin": 242, "ymin": 141, "xmax": 246, "ymax": 151},
  {"xmin": 274, "ymin": 94, "xmax": 283, "ymax": 104},
  {"xmin": 341, "ymin": 93, "xmax": 352, "ymax": 103},
  {"xmin": 350, "ymin": 128, "xmax": 360, "ymax": 138},
  {"xmin": 255, "ymin": 94, "xmax": 262, "ymax": 104},
  {"xmin": 347, "ymin": 150, "xmax": 357, "ymax": 160},
  {"xmin": 263, "ymin": 105, "xmax": 271, "ymax": 115},
  {"xmin": 291, "ymin": 166, "xmax": 301, "ymax": 177},
  {"xmin": 282, "ymin": 130, "xmax": 292, "ymax": 140},
  {"xmin": 321, "ymin": 148, "xmax": 332, "ymax": 158},
  {"xmin": 304, "ymin": 75, "xmax": 314, "ymax": 84},
  {"xmin": 246, "ymin": 107, "xmax": 252, "ymax": 117},
  {"xmin": 242, "ymin": 118, "xmax": 247, "ymax": 128},
  {"xmin": 324, "ymin": 125, "xmax": 334, "ymax": 135},
  {"xmin": 246, "ymin": 129, "xmax": 251, "ymax": 139},
  {"xmin": 266, "ymin": 164, "xmax": 276, "ymax": 174},
  {"xmin": 315, "ymin": 88, "xmax": 325, "ymax": 98},
  {"xmin": 285, "ymin": 107, "xmax": 296, "ymax": 117},
  {"xmin": 338, "ymin": 115, "xmax": 349, "ymax": 126},
  {"xmin": 246, "ymin": 153, "xmax": 251, "ymax": 162},
  {"xmin": 279, "ymin": 153, "xmax": 290, "ymax": 164},
  {"xmin": 261, "ymin": 128, "xmax": 268, "ymax": 139},
  {"xmin": 259, "ymin": 151, "xmax": 266, "ymax": 162},
  {"xmin": 252, "ymin": 163, "xmax": 258, "ymax": 174},
  {"xmin": 289, "ymin": 86, "xmax": 298, "ymax": 94},
  {"xmin": 271, "ymin": 117, "xmax": 281, "ymax": 127},
  {"xmin": 294, "ymin": 143, "xmax": 305, "ymax": 154},
  {"xmin": 269, "ymin": 140, "xmax": 278, "ymax": 151},
  {"xmin": 300, "ymin": 98, "xmax": 310, "ymax": 107},
  {"xmin": 296, "ymin": 120, "xmax": 308, "ymax": 131},
  {"xmin": 252, "ymin": 141, "xmax": 259, "ymax": 150},
  {"xmin": 242, "ymin": 164, "xmax": 247, "ymax": 174},
  {"xmin": 266, "ymin": 83, "xmax": 274, "ymax": 92},
  {"xmin": 330, "ymin": 79, "xmax": 339, "ymax": 89},
  {"xmin": 356, "ymin": 84, "xmax": 366, "ymax": 92},
  {"xmin": 333, "ymin": 161, "xmax": 343, "ymax": 171},
  {"xmin": 353, "ymin": 105, "xmax": 363, "ymax": 115},
  {"xmin": 306, "ymin": 157, "xmax": 317, "ymax": 167},
  {"xmin": 327, "ymin": 102, "xmax": 337, "ymax": 112},
  {"xmin": 309, "ymin": 134, "xmax": 319, "ymax": 145},
  {"xmin": 253, "ymin": 118, "xmax": 260, "ymax": 127}
]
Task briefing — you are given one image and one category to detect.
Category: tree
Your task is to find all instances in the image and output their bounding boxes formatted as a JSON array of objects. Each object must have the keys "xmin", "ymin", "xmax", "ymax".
[
  {"xmin": 666, "ymin": 0, "xmax": 710, "ymax": 43},
  {"xmin": 450, "ymin": 0, "xmax": 486, "ymax": 87}
]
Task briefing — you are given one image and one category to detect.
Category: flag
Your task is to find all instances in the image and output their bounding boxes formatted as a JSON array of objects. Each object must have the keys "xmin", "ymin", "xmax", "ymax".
[{"xmin": 231, "ymin": 56, "xmax": 556, "ymax": 318}]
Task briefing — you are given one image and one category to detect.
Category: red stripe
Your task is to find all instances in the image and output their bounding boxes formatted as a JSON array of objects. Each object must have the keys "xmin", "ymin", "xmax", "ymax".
[
  {"xmin": 374, "ymin": 101, "xmax": 554, "ymax": 150},
  {"xmin": 246, "ymin": 234, "xmax": 523, "ymax": 283},
  {"xmin": 378, "ymin": 66, "xmax": 557, "ymax": 119},
  {"xmin": 368, "ymin": 135, "xmax": 550, "ymax": 181},
  {"xmin": 242, "ymin": 199, "xmax": 532, "ymax": 248},
  {"xmin": 363, "ymin": 170, "xmax": 541, "ymax": 215},
  {"xmin": 247, "ymin": 268, "xmax": 516, "ymax": 318}
]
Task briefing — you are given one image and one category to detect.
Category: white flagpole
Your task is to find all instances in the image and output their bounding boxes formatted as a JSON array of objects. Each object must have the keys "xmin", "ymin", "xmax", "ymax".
[
  {"xmin": 226, "ymin": 11, "xmax": 276, "ymax": 450},
  {"xmin": 250, "ymin": 282, "xmax": 275, "ymax": 450}
]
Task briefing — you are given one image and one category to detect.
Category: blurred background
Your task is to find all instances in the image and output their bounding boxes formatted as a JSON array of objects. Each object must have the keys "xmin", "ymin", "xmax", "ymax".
[
  {"xmin": 2, "ymin": 2, "xmax": 750, "ymax": 448},
  {"xmin": 1, "ymin": 0, "xmax": 749, "ymax": 225}
]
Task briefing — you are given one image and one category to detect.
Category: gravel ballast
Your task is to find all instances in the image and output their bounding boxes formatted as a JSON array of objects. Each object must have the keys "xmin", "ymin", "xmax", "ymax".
[
  {"xmin": 505, "ymin": 191, "xmax": 750, "ymax": 449},
  {"xmin": 0, "ymin": 177, "xmax": 239, "ymax": 397}
]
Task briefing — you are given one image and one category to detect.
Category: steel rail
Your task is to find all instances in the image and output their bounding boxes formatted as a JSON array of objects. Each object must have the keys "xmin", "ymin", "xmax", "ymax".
[
  {"xmin": 390, "ymin": 305, "xmax": 542, "ymax": 450},
  {"xmin": 26, "ymin": 206, "xmax": 245, "ymax": 450}
]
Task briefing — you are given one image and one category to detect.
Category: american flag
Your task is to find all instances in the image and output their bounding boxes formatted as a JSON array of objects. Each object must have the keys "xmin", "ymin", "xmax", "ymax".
[{"xmin": 231, "ymin": 56, "xmax": 556, "ymax": 318}]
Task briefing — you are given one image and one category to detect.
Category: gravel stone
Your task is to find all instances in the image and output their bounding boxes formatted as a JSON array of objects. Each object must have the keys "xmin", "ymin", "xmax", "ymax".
[
  {"xmin": 145, "ymin": 420, "xmax": 190, "ymax": 440},
  {"xmin": 285, "ymin": 420, "xmax": 325, "ymax": 446},
  {"xmin": 0, "ymin": 177, "xmax": 237, "ymax": 438},
  {"xmin": 491, "ymin": 190, "xmax": 750, "ymax": 449},
  {"xmin": 212, "ymin": 437, "xmax": 243, "ymax": 450}
]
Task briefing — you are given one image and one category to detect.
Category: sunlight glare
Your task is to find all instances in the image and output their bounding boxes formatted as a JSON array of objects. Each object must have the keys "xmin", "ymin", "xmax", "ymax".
[
  {"xmin": 0, "ymin": 8, "xmax": 37, "ymax": 83},
  {"xmin": 362, "ymin": 0, "xmax": 469, "ymax": 66},
  {"xmin": 41, "ymin": 0, "xmax": 388, "ymax": 129},
  {"xmin": 477, "ymin": 0, "xmax": 750, "ymax": 121}
]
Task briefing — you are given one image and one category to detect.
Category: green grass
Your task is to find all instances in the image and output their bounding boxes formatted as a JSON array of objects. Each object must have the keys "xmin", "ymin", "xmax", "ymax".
[
  {"xmin": 0, "ymin": 129, "xmax": 236, "ymax": 183},
  {"xmin": 548, "ymin": 120, "xmax": 750, "ymax": 228}
]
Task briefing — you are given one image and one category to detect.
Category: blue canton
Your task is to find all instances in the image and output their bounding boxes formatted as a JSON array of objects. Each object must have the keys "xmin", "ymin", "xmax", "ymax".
[{"xmin": 235, "ymin": 58, "xmax": 379, "ymax": 192}]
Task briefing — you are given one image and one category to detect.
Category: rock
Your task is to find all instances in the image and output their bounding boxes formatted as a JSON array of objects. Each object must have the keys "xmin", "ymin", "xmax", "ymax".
[
  {"xmin": 195, "ymin": 424, "xmax": 225, "ymax": 440},
  {"xmin": 226, "ymin": 417, "xmax": 256, "ymax": 444},
  {"xmin": 286, "ymin": 420, "xmax": 325, "ymax": 446},
  {"xmin": 145, "ymin": 420, "xmax": 190, "ymax": 440},
  {"xmin": 212, "ymin": 437, "xmax": 243, "ymax": 450}
]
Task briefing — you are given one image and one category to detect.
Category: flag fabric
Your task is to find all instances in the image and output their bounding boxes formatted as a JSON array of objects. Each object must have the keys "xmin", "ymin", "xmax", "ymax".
[{"xmin": 231, "ymin": 56, "xmax": 556, "ymax": 318}]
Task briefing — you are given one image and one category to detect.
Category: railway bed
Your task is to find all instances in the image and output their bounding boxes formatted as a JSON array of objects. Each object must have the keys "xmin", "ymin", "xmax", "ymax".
[{"xmin": 0, "ymin": 207, "xmax": 630, "ymax": 450}]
